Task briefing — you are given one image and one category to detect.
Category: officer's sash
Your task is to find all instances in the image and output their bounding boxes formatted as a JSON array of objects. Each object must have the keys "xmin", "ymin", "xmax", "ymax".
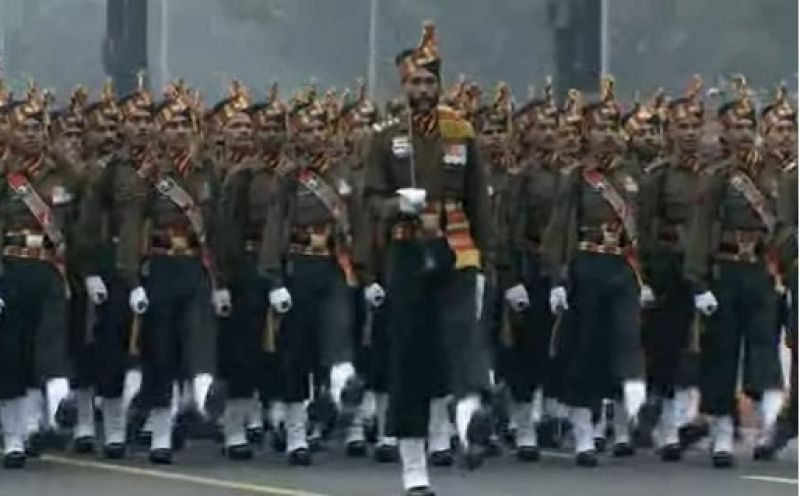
[
  {"xmin": 296, "ymin": 168, "xmax": 356, "ymax": 285},
  {"xmin": 582, "ymin": 167, "xmax": 644, "ymax": 287},
  {"xmin": 728, "ymin": 170, "xmax": 776, "ymax": 234},
  {"xmin": 154, "ymin": 175, "xmax": 217, "ymax": 288},
  {"xmin": 582, "ymin": 168, "xmax": 638, "ymax": 245},
  {"xmin": 6, "ymin": 171, "xmax": 70, "ymax": 293},
  {"xmin": 6, "ymin": 172, "xmax": 66, "ymax": 249}
]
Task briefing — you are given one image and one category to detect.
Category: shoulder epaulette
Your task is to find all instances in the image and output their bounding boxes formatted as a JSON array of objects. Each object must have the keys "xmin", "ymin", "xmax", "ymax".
[
  {"xmin": 560, "ymin": 159, "xmax": 582, "ymax": 176},
  {"xmin": 275, "ymin": 158, "xmax": 299, "ymax": 177},
  {"xmin": 438, "ymin": 104, "xmax": 475, "ymax": 140},
  {"xmin": 783, "ymin": 160, "xmax": 797, "ymax": 173},
  {"xmin": 701, "ymin": 159, "xmax": 730, "ymax": 177},
  {"xmin": 371, "ymin": 116, "xmax": 401, "ymax": 133}
]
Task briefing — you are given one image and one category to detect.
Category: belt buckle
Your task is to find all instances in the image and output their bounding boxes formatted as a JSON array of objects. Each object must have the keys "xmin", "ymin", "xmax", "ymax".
[
  {"xmin": 420, "ymin": 213, "xmax": 439, "ymax": 234},
  {"xmin": 309, "ymin": 233, "xmax": 328, "ymax": 251},
  {"xmin": 171, "ymin": 236, "xmax": 189, "ymax": 251},
  {"xmin": 736, "ymin": 232, "xmax": 757, "ymax": 259},
  {"xmin": 26, "ymin": 234, "xmax": 44, "ymax": 249},
  {"xmin": 601, "ymin": 225, "xmax": 620, "ymax": 249}
]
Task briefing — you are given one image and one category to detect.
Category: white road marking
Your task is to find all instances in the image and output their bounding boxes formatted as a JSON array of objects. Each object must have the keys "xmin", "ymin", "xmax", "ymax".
[
  {"xmin": 41, "ymin": 454, "xmax": 332, "ymax": 496},
  {"xmin": 741, "ymin": 475, "xmax": 798, "ymax": 485}
]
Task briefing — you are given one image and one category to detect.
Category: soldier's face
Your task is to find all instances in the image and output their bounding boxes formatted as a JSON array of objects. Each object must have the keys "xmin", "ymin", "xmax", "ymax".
[
  {"xmin": 557, "ymin": 124, "xmax": 581, "ymax": 155},
  {"xmin": 586, "ymin": 119, "xmax": 623, "ymax": 154},
  {"xmin": 123, "ymin": 109, "xmax": 154, "ymax": 147},
  {"xmin": 58, "ymin": 124, "xmax": 84, "ymax": 154},
  {"xmin": 478, "ymin": 124, "xmax": 508, "ymax": 156},
  {"xmin": 629, "ymin": 122, "xmax": 662, "ymax": 156},
  {"xmin": 162, "ymin": 115, "xmax": 192, "ymax": 149},
  {"xmin": 763, "ymin": 120, "xmax": 797, "ymax": 156},
  {"xmin": 529, "ymin": 117, "xmax": 558, "ymax": 152},
  {"xmin": 223, "ymin": 112, "xmax": 254, "ymax": 150},
  {"xmin": 404, "ymin": 69, "xmax": 439, "ymax": 113},
  {"xmin": 12, "ymin": 117, "xmax": 46, "ymax": 156},
  {"xmin": 668, "ymin": 116, "xmax": 702, "ymax": 155},
  {"xmin": 89, "ymin": 117, "xmax": 120, "ymax": 154},
  {"xmin": 257, "ymin": 119, "xmax": 287, "ymax": 152},
  {"xmin": 297, "ymin": 118, "xmax": 327, "ymax": 154},
  {"xmin": 723, "ymin": 117, "xmax": 756, "ymax": 153}
]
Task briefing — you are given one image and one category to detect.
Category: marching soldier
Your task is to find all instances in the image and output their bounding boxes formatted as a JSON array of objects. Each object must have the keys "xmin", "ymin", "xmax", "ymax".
[
  {"xmin": 66, "ymin": 82, "xmax": 121, "ymax": 457},
  {"xmin": 0, "ymin": 84, "xmax": 80, "ymax": 468},
  {"xmin": 360, "ymin": 22, "xmax": 494, "ymax": 495},
  {"xmin": 541, "ymin": 77, "xmax": 649, "ymax": 468},
  {"xmin": 259, "ymin": 90, "xmax": 361, "ymax": 466},
  {"xmin": 211, "ymin": 81, "xmax": 268, "ymax": 460},
  {"xmin": 110, "ymin": 83, "xmax": 221, "ymax": 464},
  {"xmin": 684, "ymin": 77, "xmax": 786, "ymax": 467},
  {"xmin": 495, "ymin": 80, "xmax": 561, "ymax": 462},
  {"xmin": 637, "ymin": 77, "xmax": 706, "ymax": 461},
  {"xmin": 767, "ymin": 86, "xmax": 798, "ymax": 454}
]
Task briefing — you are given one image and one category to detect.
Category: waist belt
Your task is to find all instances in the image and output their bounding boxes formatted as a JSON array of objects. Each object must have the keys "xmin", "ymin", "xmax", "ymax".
[
  {"xmin": 289, "ymin": 224, "xmax": 333, "ymax": 257},
  {"xmin": 2, "ymin": 245, "xmax": 53, "ymax": 260},
  {"xmin": 150, "ymin": 230, "xmax": 198, "ymax": 257},
  {"xmin": 717, "ymin": 229, "xmax": 764, "ymax": 263},
  {"xmin": 4, "ymin": 229, "xmax": 52, "ymax": 250},
  {"xmin": 578, "ymin": 223, "xmax": 627, "ymax": 253},
  {"xmin": 577, "ymin": 241, "xmax": 625, "ymax": 256}
]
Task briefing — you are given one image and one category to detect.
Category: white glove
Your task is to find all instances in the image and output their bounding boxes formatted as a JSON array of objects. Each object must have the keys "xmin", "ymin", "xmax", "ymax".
[
  {"xmin": 84, "ymin": 276, "xmax": 108, "ymax": 305},
  {"xmin": 639, "ymin": 285, "xmax": 656, "ymax": 308},
  {"xmin": 211, "ymin": 288, "xmax": 232, "ymax": 317},
  {"xmin": 129, "ymin": 286, "xmax": 149, "ymax": 315},
  {"xmin": 0, "ymin": 297, "xmax": 5, "ymax": 315},
  {"xmin": 549, "ymin": 286, "xmax": 569, "ymax": 315},
  {"xmin": 504, "ymin": 284, "xmax": 530, "ymax": 312},
  {"xmin": 269, "ymin": 287, "xmax": 292, "ymax": 314},
  {"xmin": 364, "ymin": 283, "xmax": 386, "ymax": 308},
  {"xmin": 396, "ymin": 187, "xmax": 427, "ymax": 215},
  {"xmin": 694, "ymin": 291, "xmax": 718, "ymax": 316}
]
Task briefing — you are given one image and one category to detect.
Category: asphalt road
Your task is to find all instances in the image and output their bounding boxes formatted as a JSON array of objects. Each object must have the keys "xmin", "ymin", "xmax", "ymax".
[{"xmin": 0, "ymin": 436, "xmax": 795, "ymax": 496}]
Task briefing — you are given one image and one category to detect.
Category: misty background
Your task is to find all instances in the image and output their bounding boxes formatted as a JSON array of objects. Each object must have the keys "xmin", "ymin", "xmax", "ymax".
[{"xmin": 0, "ymin": 0, "xmax": 796, "ymax": 109}]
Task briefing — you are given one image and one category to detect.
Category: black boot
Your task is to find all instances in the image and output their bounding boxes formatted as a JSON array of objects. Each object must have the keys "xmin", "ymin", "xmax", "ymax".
[
  {"xmin": 246, "ymin": 427, "xmax": 265, "ymax": 446},
  {"xmin": 406, "ymin": 486, "xmax": 436, "ymax": 496},
  {"xmin": 679, "ymin": 422, "xmax": 708, "ymax": 449},
  {"xmin": 429, "ymin": 449, "xmax": 453, "ymax": 467},
  {"xmin": 753, "ymin": 444, "xmax": 776, "ymax": 461},
  {"xmin": 73, "ymin": 436, "xmax": 96, "ymax": 454},
  {"xmin": 516, "ymin": 445, "xmax": 540, "ymax": 462},
  {"xmin": 711, "ymin": 451, "xmax": 733, "ymax": 468},
  {"xmin": 612, "ymin": 442, "xmax": 635, "ymax": 457},
  {"xmin": 660, "ymin": 443, "xmax": 682, "ymax": 462},
  {"xmin": 345, "ymin": 439, "xmax": 367, "ymax": 458},
  {"xmin": 149, "ymin": 448, "xmax": 173, "ymax": 465},
  {"xmin": 374, "ymin": 443, "xmax": 398, "ymax": 463},
  {"xmin": 288, "ymin": 447, "xmax": 312, "ymax": 466},
  {"xmin": 576, "ymin": 450, "xmax": 598, "ymax": 467},
  {"xmin": 3, "ymin": 451, "xmax": 25, "ymax": 469},
  {"xmin": 225, "ymin": 444, "xmax": 254, "ymax": 461},
  {"xmin": 103, "ymin": 442, "xmax": 126, "ymax": 460},
  {"xmin": 25, "ymin": 433, "xmax": 43, "ymax": 458}
]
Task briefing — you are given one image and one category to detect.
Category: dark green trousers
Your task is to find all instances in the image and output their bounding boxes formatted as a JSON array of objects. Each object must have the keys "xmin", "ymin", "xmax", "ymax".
[
  {"xmin": 385, "ymin": 239, "xmax": 491, "ymax": 438},
  {"xmin": 141, "ymin": 256, "xmax": 217, "ymax": 408},
  {"xmin": 560, "ymin": 252, "xmax": 644, "ymax": 409},
  {"xmin": 279, "ymin": 255, "xmax": 354, "ymax": 402},
  {"xmin": 0, "ymin": 258, "xmax": 69, "ymax": 399},
  {"xmin": 700, "ymin": 261, "xmax": 784, "ymax": 416},
  {"xmin": 642, "ymin": 250, "xmax": 697, "ymax": 395}
]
